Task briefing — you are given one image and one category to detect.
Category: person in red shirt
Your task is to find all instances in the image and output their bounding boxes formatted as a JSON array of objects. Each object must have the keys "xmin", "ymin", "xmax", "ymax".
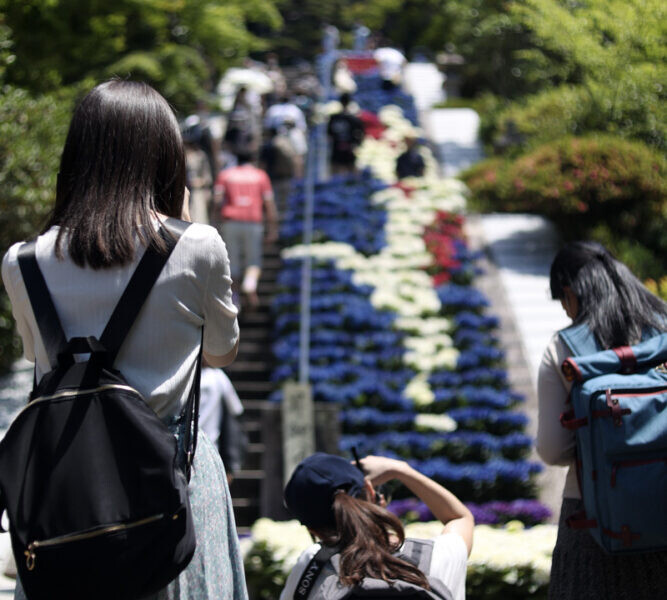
[{"xmin": 214, "ymin": 152, "xmax": 278, "ymax": 308}]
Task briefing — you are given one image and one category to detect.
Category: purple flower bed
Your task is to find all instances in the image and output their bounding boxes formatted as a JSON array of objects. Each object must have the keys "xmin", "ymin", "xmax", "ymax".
[{"xmin": 388, "ymin": 498, "xmax": 552, "ymax": 526}]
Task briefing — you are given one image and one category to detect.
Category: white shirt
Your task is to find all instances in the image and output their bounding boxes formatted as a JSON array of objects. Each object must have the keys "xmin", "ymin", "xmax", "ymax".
[
  {"xmin": 2, "ymin": 222, "xmax": 239, "ymax": 419},
  {"xmin": 264, "ymin": 102, "xmax": 307, "ymax": 132},
  {"xmin": 199, "ymin": 367, "xmax": 243, "ymax": 445},
  {"xmin": 280, "ymin": 533, "xmax": 468, "ymax": 600}
]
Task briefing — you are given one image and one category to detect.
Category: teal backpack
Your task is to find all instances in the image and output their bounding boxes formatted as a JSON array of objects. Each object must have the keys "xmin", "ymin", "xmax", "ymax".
[{"xmin": 559, "ymin": 325, "xmax": 667, "ymax": 554}]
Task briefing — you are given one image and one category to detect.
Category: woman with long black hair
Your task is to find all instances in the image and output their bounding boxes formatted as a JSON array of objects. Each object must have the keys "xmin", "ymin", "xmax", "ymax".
[
  {"xmin": 280, "ymin": 453, "xmax": 474, "ymax": 600},
  {"xmin": 537, "ymin": 240, "xmax": 667, "ymax": 599},
  {"xmin": 2, "ymin": 80, "xmax": 247, "ymax": 599}
]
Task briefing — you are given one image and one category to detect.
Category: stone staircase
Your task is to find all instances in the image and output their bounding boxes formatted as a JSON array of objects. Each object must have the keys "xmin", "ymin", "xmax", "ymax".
[{"xmin": 224, "ymin": 241, "xmax": 281, "ymax": 532}]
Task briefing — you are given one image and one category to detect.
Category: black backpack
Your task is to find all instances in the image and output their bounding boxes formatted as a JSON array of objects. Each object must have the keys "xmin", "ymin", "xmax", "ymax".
[{"xmin": 0, "ymin": 219, "xmax": 200, "ymax": 600}]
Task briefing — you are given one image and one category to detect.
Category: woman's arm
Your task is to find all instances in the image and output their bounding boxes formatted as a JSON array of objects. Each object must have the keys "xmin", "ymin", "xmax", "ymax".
[
  {"xmin": 203, "ymin": 338, "xmax": 239, "ymax": 367},
  {"xmin": 360, "ymin": 455, "xmax": 474, "ymax": 555},
  {"xmin": 536, "ymin": 335, "xmax": 576, "ymax": 465}
]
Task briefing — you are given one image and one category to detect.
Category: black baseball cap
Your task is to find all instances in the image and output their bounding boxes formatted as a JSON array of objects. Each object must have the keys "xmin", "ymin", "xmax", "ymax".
[{"xmin": 283, "ymin": 453, "xmax": 367, "ymax": 530}]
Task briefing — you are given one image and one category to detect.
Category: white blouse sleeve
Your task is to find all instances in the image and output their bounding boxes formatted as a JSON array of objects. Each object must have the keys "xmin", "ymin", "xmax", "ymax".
[
  {"xmin": 536, "ymin": 333, "xmax": 576, "ymax": 465},
  {"xmin": 428, "ymin": 534, "xmax": 468, "ymax": 600},
  {"xmin": 200, "ymin": 230, "xmax": 239, "ymax": 357}
]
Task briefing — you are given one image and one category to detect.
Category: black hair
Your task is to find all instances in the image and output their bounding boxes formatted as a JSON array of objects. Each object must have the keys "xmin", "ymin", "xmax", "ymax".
[
  {"xmin": 235, "ymin": 151, "xmax": 254, "ymax": 165},
  {"xmin": 340, "ymin": 92, "xmax": 351, "ymax": 107},
  {"xmin": 46, "ymin": 80, "xmax": 185, "ymax": 268},
  {"xmin": 550, "ymin": 241, "xmax": 667, "ymax": 348}
]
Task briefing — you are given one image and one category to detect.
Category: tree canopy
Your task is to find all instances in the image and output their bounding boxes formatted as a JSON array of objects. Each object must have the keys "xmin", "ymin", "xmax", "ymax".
[{"xmin": 0, "ymin": 0, "xmax": 282, "ymax": 110}]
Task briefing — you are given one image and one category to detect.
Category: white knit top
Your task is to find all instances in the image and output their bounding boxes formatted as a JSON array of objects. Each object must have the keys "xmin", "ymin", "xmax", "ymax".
[{"xmin": 2, "ymin": 221, "xmax": 239, "ymax": 419}]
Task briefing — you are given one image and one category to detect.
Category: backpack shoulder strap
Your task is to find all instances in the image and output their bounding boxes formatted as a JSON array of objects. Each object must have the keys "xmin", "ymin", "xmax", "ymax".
[
  {"xmin": 17, "ymin": 240, "xmax": 68, "ymax": 370},
  {"xmin": 399, "ymin": 539, "xmax": 454, "ymax": 600},
  {"xmin": 399, "ymin": 539, "xmax": 433, "ymax": 572},
  {"xmin": 559, "ymin": 323, "xmax": 600, "ymax": 357},
  {"xmin": 100, "ymin": 218, "xmax": 191, "ymax": 364}
]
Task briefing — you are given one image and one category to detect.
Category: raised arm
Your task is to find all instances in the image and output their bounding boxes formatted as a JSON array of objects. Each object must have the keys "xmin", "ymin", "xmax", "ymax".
[{"xmin": 360, "ymin": 455, "xmax": 474, "ymax": 555}]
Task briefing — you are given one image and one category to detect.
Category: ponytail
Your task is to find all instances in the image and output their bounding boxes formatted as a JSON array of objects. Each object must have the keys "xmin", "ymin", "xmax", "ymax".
[{"xmin": 317, "ymin": 491, "xmax": 431, "ymax": 590}]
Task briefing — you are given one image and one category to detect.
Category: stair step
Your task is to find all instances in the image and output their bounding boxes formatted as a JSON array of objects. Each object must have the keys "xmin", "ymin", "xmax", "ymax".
[
  {"xmin": 238, "ymin": 328, "xmax": 273, "ymax": 341},
  {"xmin": 232, "ymin": 497, "xmax": 260, "ymax": 508},
  {"xmin": 235, "ymin": 381, "xmax": 276, "ymax": 395},
  {"xmin": 225, "ymin": 361, "xmax": 273, "ymax": 375},
  {"xmin": 237, "ymin": 315, "xmax": 272, "ymax": 329},
  {"xmin": 238, "ymin": 339, "xmax": 272, "ymax": 350},
  {"xmin": 234, "ymin": 381, "xmax": 276, "ymax": 407}
]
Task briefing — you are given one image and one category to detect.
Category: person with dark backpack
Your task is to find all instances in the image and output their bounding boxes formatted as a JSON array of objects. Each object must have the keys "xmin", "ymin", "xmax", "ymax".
[
  {"xmin": 537, "ymin": 241, "xmax": 667, "ymax": 600},
  {"xmin": 327, "ymin": 93, "xmax": 365, "ymax": 175},
  {"xmin": 281, "ymin": 453, "xmax": 473, "ymax": 600},
  {"xmin": 0, "ymin": 80, "xmax": 247, "ymax": 600}
]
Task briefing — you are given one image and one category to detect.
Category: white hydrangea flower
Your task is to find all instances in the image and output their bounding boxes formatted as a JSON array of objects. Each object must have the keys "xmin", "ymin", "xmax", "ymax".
[
  {"xmin": 404, "ymin": 373, "xmax": 435, "ymax": 407},
  {"xmin": 281, "ymin": 242, "xmax": 356, "ymax": 260},
  {"xmin": 413, "ymin": 413, "xmax": 457, "ymax": 432}
]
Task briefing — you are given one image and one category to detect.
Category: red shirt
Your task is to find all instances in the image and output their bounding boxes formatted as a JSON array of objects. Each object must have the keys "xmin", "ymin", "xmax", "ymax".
[{"xmin": 216, "ymin": 165, "xmax": 272, "ymax": 223}]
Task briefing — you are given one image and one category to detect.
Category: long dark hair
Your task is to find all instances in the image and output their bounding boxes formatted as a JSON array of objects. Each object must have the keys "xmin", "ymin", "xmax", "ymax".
[
  {"xmin": 46, "ymin": 80, "xmax": 186, "ymax": 268},
  {"xmin": 550, "ymin": 241, "xmax": 667, "ymax": 348},
  {"xmin": 316, "ymin": 490, "xmax": 431, "ymax": 590}
]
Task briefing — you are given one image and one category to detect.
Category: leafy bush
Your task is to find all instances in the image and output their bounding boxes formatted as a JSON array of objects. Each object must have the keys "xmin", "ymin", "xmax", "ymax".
[
  {"xmin": 463, "ymin": 135, "xmax": 667, "ymax": 280},
  {"xmin": 484, "ymin": 81, "xmax": 666, "ymax": 154},
  {"xmin": 485, "ymin": 86, "xmax": 592, "ymax": 150},
  {"xmin": 645, "ymin": 277, "xmax": 667, "ymax": 302},
  {"xmin": 0, "ymin": 85, "xmax": 75, "ymax": 371}
]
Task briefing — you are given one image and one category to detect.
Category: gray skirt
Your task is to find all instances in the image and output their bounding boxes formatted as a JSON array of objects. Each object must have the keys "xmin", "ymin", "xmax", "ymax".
[
  {"xmin": 14, "ymin": 431, "xmax": 249, "ymax": 600},
  {"xmin": 549, "ymin": 498, "xmax": 667, "ymax": 600}
]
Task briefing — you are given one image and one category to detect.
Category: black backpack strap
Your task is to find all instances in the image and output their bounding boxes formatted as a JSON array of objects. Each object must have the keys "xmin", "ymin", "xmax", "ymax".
[
  {"xmin": 17, "ymin": 240, "xmax": 68, "ymax": 370},
  {"xmin": 181, "ymin": 328, "xmax": 203, "ymax": 481},
  {"xmin": 100, "ymin": 218, "xmax": 191, "ymax": 364},
  {"xmin": 294, "ymin": 545, "xmax": 339, "ymax": 600}
]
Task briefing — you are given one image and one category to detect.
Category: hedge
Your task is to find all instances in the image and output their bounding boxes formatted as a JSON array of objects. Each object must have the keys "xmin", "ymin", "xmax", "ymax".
[{"xmin": 462, "ymin": 135, "xmax": 667, "ymax": 280}]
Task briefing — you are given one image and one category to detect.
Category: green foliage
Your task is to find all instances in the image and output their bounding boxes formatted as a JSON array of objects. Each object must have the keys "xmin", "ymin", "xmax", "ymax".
[
  {"xmin": 466, "ymin": 564, "xmax": 548, "ymax": 599},
  {"xmin": 483, "ymin": 86, "xmax": 593, "ymax": 149},
  {"xmin": 509, "ymin": 0, "xmax": 667, "ymax": 150},
  {"xmin": 345, "ymin": 0, "xmax": 540, "ymax": 99},
  {"xmin": 0, "ymin": 84, "xmax": 78, "ymax": 370},
  {"xmin": 463, "ymin": 135, "xmax": 667, "ymax": 280},
  {"xmin": 645, "ymin": 277, "xmax": 667, "ymax": 302},
  {"xmin": 244, "ymin": 541, "xmax": 289, "ymax": 600},
  {"xmin": 0, "ymin": 0, "xmax": 282, "ymax": 111}
]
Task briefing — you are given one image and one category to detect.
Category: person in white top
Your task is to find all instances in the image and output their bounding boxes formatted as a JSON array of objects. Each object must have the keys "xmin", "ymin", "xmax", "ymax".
[
  {"xmin": 264, "ymin": 96, "xmax": 307, "ymax": 133},
  {"xmin": 199, "ymin": 365, "xmax": 247, "ymax": 482},
  {"xmin": 1, "ymin": 80, "xmax": 248, "ymax": 600},
  {"xmin": 373, "ymin": 46, "xmax": 407, "ymax": 90},
  {"xmin": 280, "ymin": 453, "xmax": 473, "ymax": 600},
  {"xmin": 536, "ymin": 241, "xmax": 667, "ymax": 600}
]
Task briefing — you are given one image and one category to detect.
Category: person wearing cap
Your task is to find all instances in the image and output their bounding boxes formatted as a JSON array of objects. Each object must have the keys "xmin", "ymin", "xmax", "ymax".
[{"xmin": 281, "ymin": 453, "xmax": 474, "ymax": 600}]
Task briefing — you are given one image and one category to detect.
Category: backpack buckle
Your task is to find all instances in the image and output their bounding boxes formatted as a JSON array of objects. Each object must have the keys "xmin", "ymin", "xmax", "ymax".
[{"xmin": 606, "ymin": 389, "xmax": 625, "ymax": 426}]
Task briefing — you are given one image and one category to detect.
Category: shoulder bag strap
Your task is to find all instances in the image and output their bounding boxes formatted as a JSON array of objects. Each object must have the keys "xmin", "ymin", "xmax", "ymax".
[
  {"xmin": 17, "ymin": 240, "xmax": 68, "ymax": 370},
  {"xmin": 558, "ymin": 322, "xmax": 600, "ymax": 357},
  {"xmin": 96, "ymin": 218, "xmax": 200, "ymax": 479},
  {"xmin": 99, "ymin": 218, "xmax": 190, "ymax": 364},
  {"xmin": 181, "ymin": 328, "xmax": 203, "ymax": 481}
]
